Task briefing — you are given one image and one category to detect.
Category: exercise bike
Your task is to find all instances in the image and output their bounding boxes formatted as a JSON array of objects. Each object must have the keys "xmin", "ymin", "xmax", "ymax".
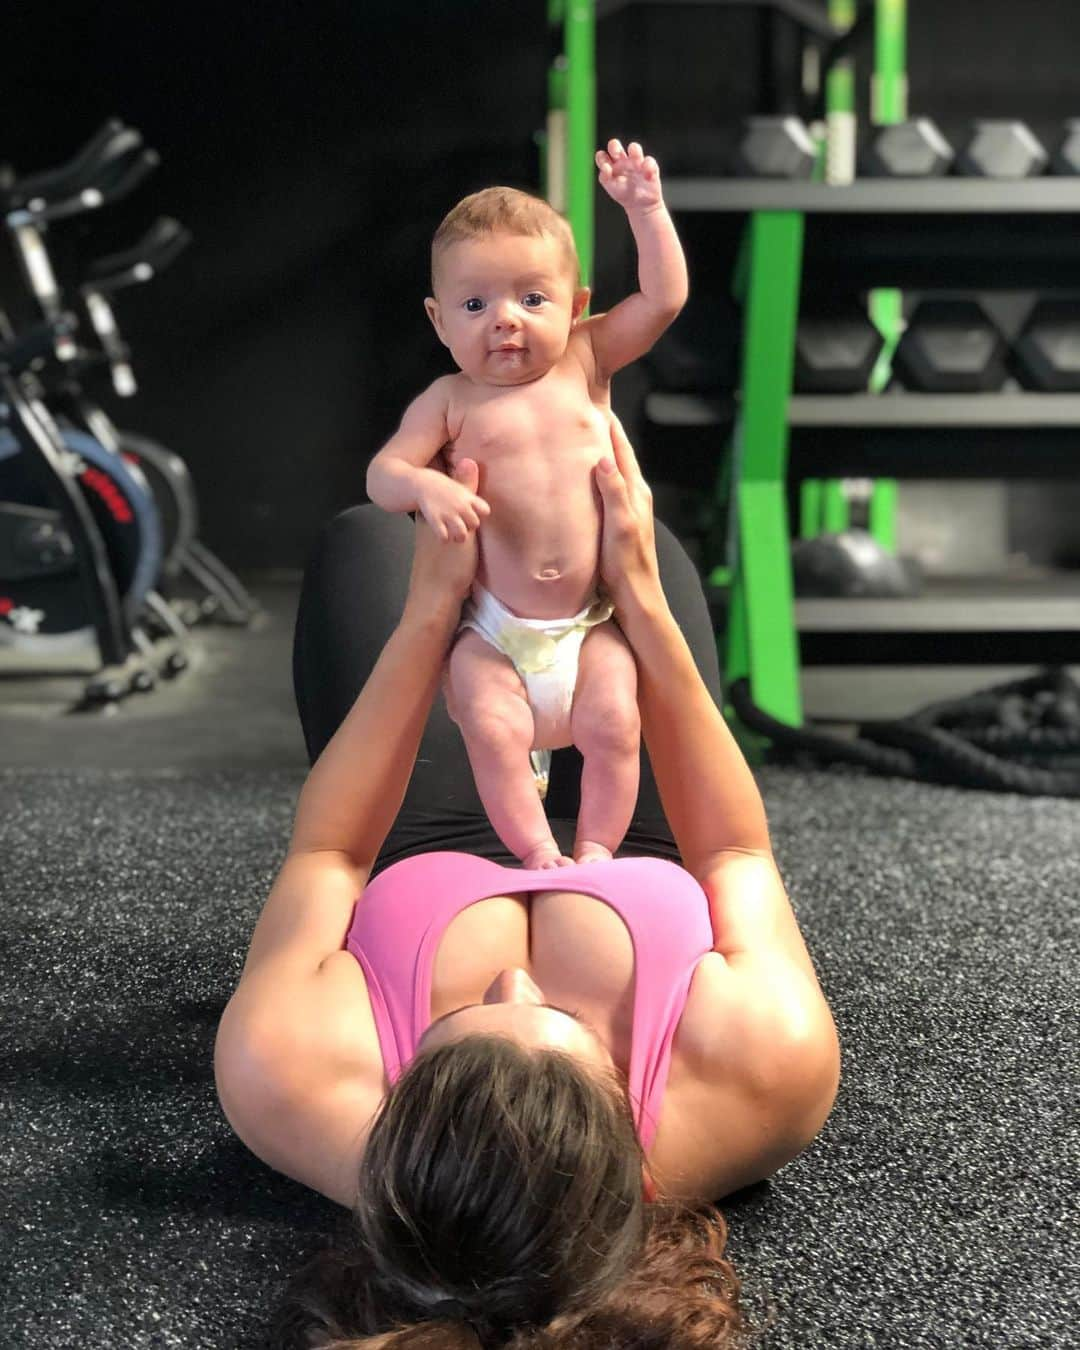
[
  {"xmin": 0, "ymin": 126, "xmax": 189, "ymax": 700},
  {"xmin": 4, "ymin": 123, "xmax": 258, "ymax": 632},
  {"xmin": 0, "ymin": 315, "xmax": 187, "ymax": 702}
]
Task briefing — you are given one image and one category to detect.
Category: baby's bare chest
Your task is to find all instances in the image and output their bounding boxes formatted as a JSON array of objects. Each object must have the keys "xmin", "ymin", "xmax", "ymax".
[{"xmin": 447, "ymin": 373, "xmax": 610, "ymax": 480}]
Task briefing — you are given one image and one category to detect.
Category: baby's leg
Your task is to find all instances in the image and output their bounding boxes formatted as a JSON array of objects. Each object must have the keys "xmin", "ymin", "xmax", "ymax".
[
  {"xmin": 445, "ymin": 630, "xmax": 573, "ymax": 869},
  {"xmin": 569, "ymin": 621, "xmax": 641, "ymax": 864}
]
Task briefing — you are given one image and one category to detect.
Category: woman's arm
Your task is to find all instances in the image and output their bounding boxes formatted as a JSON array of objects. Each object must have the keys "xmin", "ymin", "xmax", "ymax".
[
  {"xmin": 616, "ymin": 593, "xmax": 771, "ymax": 875},
  {"xmin": 594, "ymin": 424, "xmax": 839, "ymax": 1129},
  {"xmin": 232, "ymin": 500, "xmax": 481, "ymax": 987},
  {"xmin": 232, "ymin": 599, "xmax": 460, "ymax": 973},
  {"xmin": 290, "ymin": 491, "xmax": 479, "ymax": 867},
  {"xmin": 289, "ymin": 603, "xmax": 458, "ymax": 864},
  {"xmin": 593, "ymin": 422, "xmax": 769, "ymax": 880}
]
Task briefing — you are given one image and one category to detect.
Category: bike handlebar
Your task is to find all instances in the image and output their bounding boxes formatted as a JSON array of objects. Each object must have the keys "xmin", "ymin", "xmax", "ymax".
[
  {"xmin": 83, "ymin": 216, "xmax": 192, "ymax": 291},
  {"xmin": 3, "ymin": 121, "xmax": 140, "ymax": 212}
]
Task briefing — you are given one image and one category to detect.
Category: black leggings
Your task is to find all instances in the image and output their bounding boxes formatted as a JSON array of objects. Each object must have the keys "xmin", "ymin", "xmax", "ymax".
[{"xmin": 292, "ymin": 505, "xmax": 724, "ymax": 878}]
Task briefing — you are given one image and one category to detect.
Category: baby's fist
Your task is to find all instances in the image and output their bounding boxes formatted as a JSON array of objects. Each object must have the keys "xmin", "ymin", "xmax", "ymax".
[{"xmin": 596, "ymin": 139, "xmax": 663, "ymax": 213}]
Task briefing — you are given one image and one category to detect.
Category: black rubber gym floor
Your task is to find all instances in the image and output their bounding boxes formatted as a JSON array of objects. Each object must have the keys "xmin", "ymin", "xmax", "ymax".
[{"xmin": 1, "ymin": 587, "xmax": 1076, "ymax": 1348}]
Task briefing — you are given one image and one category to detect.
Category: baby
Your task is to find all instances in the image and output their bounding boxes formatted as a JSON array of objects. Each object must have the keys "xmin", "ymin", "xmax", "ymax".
[{"xmin": 367, "ymin": 139, "xmax": 688, "ymax": 869}]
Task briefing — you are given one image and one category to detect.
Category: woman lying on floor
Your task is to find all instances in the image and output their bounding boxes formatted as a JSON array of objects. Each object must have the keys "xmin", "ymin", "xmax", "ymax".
[{"xmin": 214, "ymin": 419, "xmax": 840, "ymax": 1348}]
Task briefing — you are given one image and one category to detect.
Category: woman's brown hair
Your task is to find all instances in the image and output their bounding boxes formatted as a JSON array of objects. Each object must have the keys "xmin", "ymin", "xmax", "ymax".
[{"xmin": 269, "ymin": 1035, "xmax": 753, "ymax": 1348}]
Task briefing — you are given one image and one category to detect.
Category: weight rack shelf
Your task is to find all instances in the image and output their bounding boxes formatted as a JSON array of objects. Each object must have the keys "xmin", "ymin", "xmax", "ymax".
[
  {"xmin": 664, "ymin": 179, "xmax": 1080, "ymax": 213},
  {"xmin": 647, "ymin": 391, "xmax": 1080, "ymax": 428},
  {"xmin": 662, "ymin": 176, "xmax": 1080, "ymax": 725},
  {"xmin": 796, "ymin": 574, "xmax": 1080, "ymax": 633}
]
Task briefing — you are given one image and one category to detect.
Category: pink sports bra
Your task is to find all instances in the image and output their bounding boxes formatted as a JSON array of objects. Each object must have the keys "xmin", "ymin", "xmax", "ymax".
[{"xmin": 345, "ymin": 851, "xmax": 713, "ymax": 1152}]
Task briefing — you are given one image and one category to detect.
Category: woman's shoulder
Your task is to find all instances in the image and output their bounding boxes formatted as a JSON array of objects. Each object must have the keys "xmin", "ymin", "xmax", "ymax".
[
  {"xmin": 654, "ymin": 950, "xmax": 838, "ymax": 1201},
  {"xmin": 216, "ymin": 949, "xmax": 387, "ymax": 1208}
]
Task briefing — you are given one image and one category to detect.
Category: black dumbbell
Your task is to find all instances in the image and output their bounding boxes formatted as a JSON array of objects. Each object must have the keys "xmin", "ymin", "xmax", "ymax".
[
  {"xmin": 1010, "ymin": 299, "xmax": 1080, "ymax": 391},
  {"xmin": 794, "ymin": 307, "xmax": 884, "ymax": 393},
  {"xmin": 731, "ymin": 116, "xmax": 816, "ymax": 179},
  {"xmin": 859, "ymin": 118, "xmax": 954, "ymax": 177},
  {"xmin": 1050, "ymin": 119, "xmax": 1080, "ymax": 175},
  {"xmin": 894, "ymin": 298, "xmax": 1009, "ymax": 392},
  {"xmin": 955, "ymin": 120, "xmax": 1048, "ymax": 178}
]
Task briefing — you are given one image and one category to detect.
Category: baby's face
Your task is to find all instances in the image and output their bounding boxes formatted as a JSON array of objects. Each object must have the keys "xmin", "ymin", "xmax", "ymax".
[{"xmin": 425, "ymin": 232, "xmax": 589, "ymax": 386}]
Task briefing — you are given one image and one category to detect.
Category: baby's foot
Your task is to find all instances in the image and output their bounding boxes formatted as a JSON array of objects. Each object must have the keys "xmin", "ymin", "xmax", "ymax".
[
  {"xmin": 522, "ymin": 842, "xmax": 576, "ymax": 870},
  {"xmin": 574, "ymin": 841, "xmax": 614, "ymax": 865}
]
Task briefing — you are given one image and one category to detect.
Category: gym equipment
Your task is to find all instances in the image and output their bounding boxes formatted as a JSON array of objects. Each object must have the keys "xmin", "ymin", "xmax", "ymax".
[
  {"xmin": 1050, "ymin": 119, "xmax": 1080, "ymax": 175},
  {"xmin": 62, "ymin": 225, "xmax": 258, "ymax": 626},
  {"xmin": 542, "ymin": 2, "xmax": 859, "ymax": 277},
  {"xmin": 822, "ymin": 0, "xmax": 856, "ymax": 184},
  {"xmin": 791, "ymin": 529, "xmax": 921, "ymax": 598},
  {"xmin": 0, "ymin": 318, "xmax": 185, "ymax": 701},
  {"xmin": 955, "ymin": 120, "xmax": 1049, "ymax": 179},
  {"xmin": 730, "ymin": 667, "xmax": 1080, "ymax": 798},
  {"xmin": 731, "ymin": 116, "xmax": 817, "ymax": 179},
  {"xmin": 549, "ymin": 1, "xmax": 1078, "ymax": 738},
  {"xmin": 893, "ymin": 298, "xmax": 1009, "ymax": 393},
  {"xmin": 804, "ymin": 0, "xmax": 902, "ymax": 558},
  {"xmin": 0, "ymin": 126, "xmax": 197, "ymax": 701},
  {"xmin": 0, "ymin": 422, "xmax": 162, "ymax": 636},
  {"xmin": 859, "ymin": 117, "xmax": 953, "ymax": 177},
  {"xmin": 1, "ymin": 119, "xmax": 158, "ymax": 219},
  {"xmin": 4, "ymin": 129, "xmax": 257, "ymax": 630},
  {"xmin": 1010, "ymin": 298, "xmax": 1080, "ymax": 391},
  {"xmin": 793, "ymin": 307, "xmax": 884, "ymax": 393}
]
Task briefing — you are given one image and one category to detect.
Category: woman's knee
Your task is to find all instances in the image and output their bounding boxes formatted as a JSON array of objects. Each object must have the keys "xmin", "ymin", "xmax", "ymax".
[
  {"xmin": 653, "ymin": 518, "xmax": 704, "ymax": 596},
  {"xmin": 301, "ymin": 505, "xmax": 415, "ymax": 616},
  {"xmin": 316, "ymin": 503, "xmax": 410, "ymax": 566}
]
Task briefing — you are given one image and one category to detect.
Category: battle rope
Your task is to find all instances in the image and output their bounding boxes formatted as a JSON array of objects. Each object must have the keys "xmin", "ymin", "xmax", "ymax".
[{"xmin": 728, "ymin": 667, "xmax": 1080, "ymax": 798}]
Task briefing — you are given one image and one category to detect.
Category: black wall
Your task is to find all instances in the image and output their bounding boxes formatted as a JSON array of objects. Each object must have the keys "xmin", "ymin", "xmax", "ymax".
[{"xmin": 3, "ymin": 0, "xmax": 1078, "ymax": 570}]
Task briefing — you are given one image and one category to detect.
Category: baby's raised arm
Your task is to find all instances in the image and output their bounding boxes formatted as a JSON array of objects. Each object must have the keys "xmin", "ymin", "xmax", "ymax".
[
  {"xmin": 366, "ymin": 376, "xmax": 490, "ymax": 542},
  {"xmin": 582, "ymin": 139, "xmax": 689, "ymax": 382}
]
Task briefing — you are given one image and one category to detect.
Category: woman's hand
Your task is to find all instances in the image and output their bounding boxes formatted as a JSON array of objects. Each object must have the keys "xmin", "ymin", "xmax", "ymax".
[
  {"xmin": 405, "ymin": 458, "xmax": 481, "ymax": 623},
  {"xmin": 594, "ymin": 414, "xmax": 663, "ymax": 610}
]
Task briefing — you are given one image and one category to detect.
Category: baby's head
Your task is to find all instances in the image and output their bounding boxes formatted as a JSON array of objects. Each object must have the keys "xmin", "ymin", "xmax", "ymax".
[{"xmin": 425, "ymin": 187, "xmax": 590, "ymax": 386}]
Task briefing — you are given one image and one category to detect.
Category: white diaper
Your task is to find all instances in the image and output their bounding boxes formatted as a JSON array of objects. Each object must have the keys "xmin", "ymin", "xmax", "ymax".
[{"xmin": 456, "ymin": 582, "xmax": 615, "ymax": 797}]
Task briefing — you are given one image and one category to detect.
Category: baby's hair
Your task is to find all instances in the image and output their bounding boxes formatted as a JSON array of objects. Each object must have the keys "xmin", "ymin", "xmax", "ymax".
[{"xmin": 431, "ymin": 186, "xmax": 581, "ymax": 292}]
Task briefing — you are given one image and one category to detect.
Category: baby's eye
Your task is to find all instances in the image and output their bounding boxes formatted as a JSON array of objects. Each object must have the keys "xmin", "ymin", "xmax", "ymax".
[
  {"xmin": 522, "ymin": 292, "xmax": 545, "ymax": 308},
  {"xmin": 464, "ymin": 298, "xmax": 485, "ymax": 313}
]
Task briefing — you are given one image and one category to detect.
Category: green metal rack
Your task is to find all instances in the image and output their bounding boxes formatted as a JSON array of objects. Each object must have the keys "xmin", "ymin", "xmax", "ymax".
[
  {"xmin": 544, "ymin": 0, "xmax": 920, "ymax": 733},
  {"xmin": 800, "ymin": 0, "xmax": 903, "ymax": 552},
  {"xmin": 544, "ymin": 0, "xmax": 597, "ymax": 288}
]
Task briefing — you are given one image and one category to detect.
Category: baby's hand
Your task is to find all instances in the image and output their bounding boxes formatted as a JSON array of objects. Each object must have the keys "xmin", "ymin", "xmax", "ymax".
[
  {"xmin": 595, "ymin": 139, "xmax": 664, "ymax": 214},
  {"xmin": 416, "ymin": 459, "xmax": 490, "ymax": 543}
]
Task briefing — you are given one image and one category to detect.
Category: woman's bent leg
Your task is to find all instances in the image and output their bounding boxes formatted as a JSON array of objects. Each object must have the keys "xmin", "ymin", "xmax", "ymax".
[{"xmin": 292, "ymin": 505, "xmax": 516, "ymax": 874}]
